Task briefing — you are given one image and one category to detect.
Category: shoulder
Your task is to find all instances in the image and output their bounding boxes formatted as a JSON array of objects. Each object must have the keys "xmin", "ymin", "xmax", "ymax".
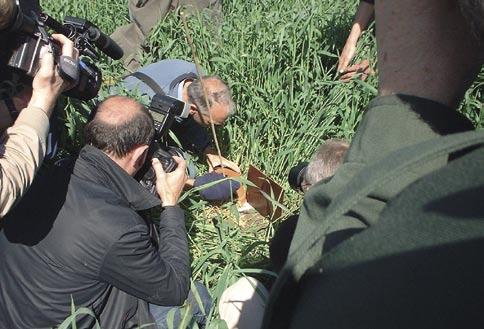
[
  {"xmin": 139, "ymin": 59, "xmax": 197, "ymax": 75},
  {"xmin": 68, "ymin": 176, "xmax": 147, "ymax": 236}
]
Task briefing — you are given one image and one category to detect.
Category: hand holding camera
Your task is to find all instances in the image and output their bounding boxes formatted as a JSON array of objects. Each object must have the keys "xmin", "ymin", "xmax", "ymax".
[
  {"xmin": 28, "ymin": 34, "xmax": 77, "ymax": 117},
  {"xmin": 152, "ymin": 156, "xmax": 187, "ymax": 207},
  {"xmin": 1, "ymin": 0, "xmax": 122, "ymax": 102}
]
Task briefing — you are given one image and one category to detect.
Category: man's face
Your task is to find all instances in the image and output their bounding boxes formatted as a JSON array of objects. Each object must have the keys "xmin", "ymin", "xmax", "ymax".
[{"xmin": 191, "ymin": 103, "xmax": 229, "ymax": 127}]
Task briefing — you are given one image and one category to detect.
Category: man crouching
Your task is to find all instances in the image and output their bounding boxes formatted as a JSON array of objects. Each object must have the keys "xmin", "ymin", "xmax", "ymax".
[{"xmin": 0, "ymin": 96, "xmax": 208, "ymax": 328}]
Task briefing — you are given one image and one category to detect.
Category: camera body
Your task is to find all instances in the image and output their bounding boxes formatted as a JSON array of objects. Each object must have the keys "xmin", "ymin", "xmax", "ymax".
[
  {"xmin": 136, "ymin": 94, "xmax": 188, "ymax": 195},
  {"xmin": 0, "ymin": 1, "xmax": 121, "ymax": 100},
  {"xmin": 148, "ymin": 93, "xmax": 185, "ymax": 139},
  {"xmin": 138, "ymin": 145, "xmax": 185, "ymax": 196}
]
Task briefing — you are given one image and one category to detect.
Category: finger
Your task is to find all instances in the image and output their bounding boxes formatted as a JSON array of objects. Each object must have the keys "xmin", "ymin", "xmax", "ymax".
[
  {"xmin": 37, "ymin": 46, "xmax": 55, "ymax": 77},
  {"xmin": 337, "ymin": 59, "xmax": 346, "ymax": 74},
  {"xmin": 171, "ymin": 156, "xmax": 187, "ymax": 171},
  {"xmin": 338, "ymin": 70, "xmax": 357, "ymax": 82},
  {"xmin": 51, "ymin": 34, "xmax": 76, "ymax": 58},
  {"xmin": 340, "ymin": 70, "xmax": 356, "ymax": 79},
  {"xmin": 340, "ymin": 72, "xmax": 355, "ymax": 82},
  {"xmin": 152, "ymin": 158, "xmax": 167, "ymax": 179},
  {"xmin": 39, "ymin": 44, "xmax": 50, "ymax": 59},
  {"xmin": 206, "ymin": 157, "xmax": 215, "ymax": 171},
  {"xmin": 338, "ymin": 51, "xmax": 351, "ymax": 73},
  {"xmin": 338, "ymin": 45, "xmax": 356, "ymax": 73},
  {"xmin": 344, "ymin": 64, "xmax": 360, "ymax": 72},
  {"xmin": 337, "ymin": 57, "xmax": 349, "ymax": 74}
]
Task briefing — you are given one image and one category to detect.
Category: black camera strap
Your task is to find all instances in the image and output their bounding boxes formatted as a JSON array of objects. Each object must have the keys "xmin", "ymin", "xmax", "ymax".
[
  {"xmin": 125, "ymin": 71, "xmax": 166, "ymax": 96},
  {"xmin": 168, "ymin": 72, "xmax": 198, "ymax": 91}
]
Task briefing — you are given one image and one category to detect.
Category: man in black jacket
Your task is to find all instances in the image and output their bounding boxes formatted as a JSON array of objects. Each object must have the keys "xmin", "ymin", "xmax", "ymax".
[{"xmin": 0, "ymin": 96, "xmax": 201, "ymax": 328}]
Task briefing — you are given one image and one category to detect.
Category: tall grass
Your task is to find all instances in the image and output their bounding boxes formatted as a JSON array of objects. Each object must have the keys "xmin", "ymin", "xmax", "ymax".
[{"xmin": 40, "ymin": 0, "xmax": 484, "ymax": 327}]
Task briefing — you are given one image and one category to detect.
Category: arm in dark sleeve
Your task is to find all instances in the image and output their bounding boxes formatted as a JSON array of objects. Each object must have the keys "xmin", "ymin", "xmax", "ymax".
[
  {"xmin": 170, "ymin": 117, "xmax": 211, "ymax": 154},
  {"xmin": 99, "ymin": 206, "xmax": 190, "ymax": 306}
]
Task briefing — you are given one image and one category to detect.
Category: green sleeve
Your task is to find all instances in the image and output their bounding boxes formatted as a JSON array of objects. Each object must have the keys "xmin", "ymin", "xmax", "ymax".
[{"xmin": 289, "ymin": 94, "xmax": 474, "ymax": 255}]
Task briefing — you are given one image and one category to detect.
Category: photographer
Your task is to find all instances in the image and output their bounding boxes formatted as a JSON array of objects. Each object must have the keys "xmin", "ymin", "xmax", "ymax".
[
  {"xmin": 0, "ymin": 95, "xmax": 211, "ymax": 328},
  {"xmin": 269, "ymin": 138, "xmax": 349, "ymax": 272},
  {"xmin": 217, "ymin": 139, "xmax": 349, "ymax": 329},
  {"xmin": 0, "ymin": 33, "xmax": 76, "ymax": 218}
]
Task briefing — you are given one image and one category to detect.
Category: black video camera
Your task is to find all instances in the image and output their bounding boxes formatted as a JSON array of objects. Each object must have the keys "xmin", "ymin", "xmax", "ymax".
[
  {"xmin": 136, "ymin": 94, "xmax": 187, "ymax": 195},
  {"xmin": 0, "ymin": 0, "xmax": 123, "ymax": 101}
]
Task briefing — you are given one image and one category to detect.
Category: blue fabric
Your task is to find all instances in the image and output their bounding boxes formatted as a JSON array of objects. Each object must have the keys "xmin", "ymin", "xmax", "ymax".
[
  {"xmin": 46, "ymin": 114, "xmax": 60, "ymax": 160},
  {"xmin": 194, "ymin": 172, "xmax": 241, "ymax": 201},
  {"xmin": 149, "ymin": 281, "xmax": 213, "ymax": 329},
  {"xmin": 121, "ymin": 59, "xmax": 212, "ymax": 154},
  {"xmin": 170, "ymin": 116, "xmax": 212, "ymax": 154},
  {"xmin": 123, "ymin": 59, "xmax": 198, "ymax": 98}
]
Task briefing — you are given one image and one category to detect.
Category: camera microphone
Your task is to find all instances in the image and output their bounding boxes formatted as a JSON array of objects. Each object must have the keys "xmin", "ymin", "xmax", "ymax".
[
  {"xmin": 63, "ymin": 16, "xmax": 123, "ymax": 60},
  {"xmin": 86, "ymin": 26, "xmax": 123, "ymax": 60}
]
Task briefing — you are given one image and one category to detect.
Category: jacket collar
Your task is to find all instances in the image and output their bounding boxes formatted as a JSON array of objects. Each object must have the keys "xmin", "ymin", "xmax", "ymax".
[
  {"xmin": 73, "ymin": 145, "xmax": 160, "ymax": 211},
  {"xmin": 368, "ymin": 94, "xmax": 474, "ymax": 135}
]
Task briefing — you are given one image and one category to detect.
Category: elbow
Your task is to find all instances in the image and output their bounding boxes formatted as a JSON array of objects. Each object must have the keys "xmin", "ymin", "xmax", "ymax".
[
  {"xmin": 170, "ymin": 275, "xmax": 190, "ymax": 306},
  {"xmin": 152, "ymin": 272, "xmax": 190, "ymax": 306}
]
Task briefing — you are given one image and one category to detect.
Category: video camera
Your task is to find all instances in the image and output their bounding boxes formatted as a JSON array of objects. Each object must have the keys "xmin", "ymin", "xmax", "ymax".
[
  {"xmin": 0, "ymin": 0, "xmax": 123, "ymax": 101},
  {"xmin": 136, "ymin": 94, "xmax": 188, "ymax": 195}
]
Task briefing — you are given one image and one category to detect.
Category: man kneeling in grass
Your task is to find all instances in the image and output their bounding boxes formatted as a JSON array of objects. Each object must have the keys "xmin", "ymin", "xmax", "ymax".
[{"xmin": 0, "ymin": 96, "xmax": 211, "ymax": 329}]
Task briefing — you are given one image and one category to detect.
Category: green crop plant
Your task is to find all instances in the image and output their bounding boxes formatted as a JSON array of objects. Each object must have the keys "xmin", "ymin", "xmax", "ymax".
[{"xmin": 34, "ymin": 0, "xmax": 484, "ymax": 327}]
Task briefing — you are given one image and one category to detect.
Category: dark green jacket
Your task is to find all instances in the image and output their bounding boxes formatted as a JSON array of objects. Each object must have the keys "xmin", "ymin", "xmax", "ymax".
[
  {"xmin": 290, "ymin": 95, "xmax": 473, "ymax": 257},
  {"xmin": 262, "ymin": 95, "xmax": 480, "ymax": 329}
]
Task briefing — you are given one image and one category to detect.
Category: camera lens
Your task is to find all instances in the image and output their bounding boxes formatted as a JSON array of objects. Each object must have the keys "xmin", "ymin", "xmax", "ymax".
[{"xmin": 288, "ymin": 162, "xmax": 308, "ymax": 192}]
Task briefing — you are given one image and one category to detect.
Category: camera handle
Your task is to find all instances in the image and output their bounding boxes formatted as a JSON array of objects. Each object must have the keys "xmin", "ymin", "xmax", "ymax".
[{"xmin": 30, "ymin": 11, "xmax": 79, "ymax": 84}]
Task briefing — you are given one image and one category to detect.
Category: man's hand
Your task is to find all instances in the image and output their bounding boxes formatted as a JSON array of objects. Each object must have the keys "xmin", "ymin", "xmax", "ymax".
[
  {"xmin": 206, "ymin": 153, "xmax": 241, "ymax": 173},
  {"xmin": 339, "ymin": 59, "xmax": 373, "ymax": 82},
  {"xmin": 337, "ymin": 39, "xmax": 357, "ymax": 74},
  {"xmin": 338, "ymin": 0, "xmax": 374, "ymax": 75},
  {"xmin": 28, "ymin": 34, "xmax": 78, "ymax": 117},
  {"xmin": 152, "ymin": 156, "xmax": 187, "ymax": 207}
]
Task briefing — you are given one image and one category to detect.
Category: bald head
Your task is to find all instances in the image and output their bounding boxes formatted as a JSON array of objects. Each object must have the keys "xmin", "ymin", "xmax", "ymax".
[
  {"xmin": 96, "ymin": 95, "xmax": 144, "ymax": 125},
  {"xmin": 85, "ymin": 96, "xmax": 154, "ymax": 158}
]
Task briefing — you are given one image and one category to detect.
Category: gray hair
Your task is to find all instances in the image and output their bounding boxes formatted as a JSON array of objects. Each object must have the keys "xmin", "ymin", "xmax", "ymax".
[
  {"xmin": 187, "ymin": 76, "xmax": 235, "ymax": 116},
  {"xmin": 304, "ymin": 139, "xmax": 349, "ymax": 186}
]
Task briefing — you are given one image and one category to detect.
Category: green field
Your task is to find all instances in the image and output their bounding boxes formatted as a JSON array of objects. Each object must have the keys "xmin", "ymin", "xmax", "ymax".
[{"xmin": 40, "ymin": 0, "xmax": 484, "ymax": 327}]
